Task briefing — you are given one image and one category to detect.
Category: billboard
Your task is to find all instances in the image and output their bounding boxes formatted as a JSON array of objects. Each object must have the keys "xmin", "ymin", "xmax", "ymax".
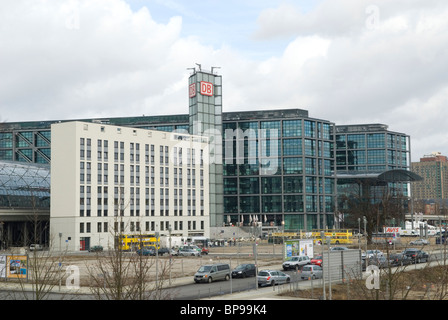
[
  {"xmin": 5, "ymin": 255, "xmax": 27, "ymax": 279},
  {"xmin": 0, "ymin": 255, "xmax": 6, "ymax": 278},
  {"xmin": 284, "ymin": 239, "xmax": 314, "ymax": 259}
]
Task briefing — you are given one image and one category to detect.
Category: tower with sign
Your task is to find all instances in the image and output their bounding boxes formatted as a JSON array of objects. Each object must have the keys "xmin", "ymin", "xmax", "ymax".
[{"xmin": 188, "ymin": 66, "xmax": 224, "ymax": 227}]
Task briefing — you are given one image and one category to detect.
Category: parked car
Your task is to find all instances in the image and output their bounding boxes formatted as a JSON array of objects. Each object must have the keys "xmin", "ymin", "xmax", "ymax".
[
  {"xmin": 330, "ymin": 246, "xmax": 349, "ymax": 251},
  {"xmin": 194, "ymin": 263, "xmax": 230, "ymax": 283},
  {"xmin": 88, "ymin": 245, "xmax": 103, "ymax": 252},
  {"xmin": 362, "ymin": 250, "xmax": 384, "ymax": 259},
  {"xmin": 29, "ymin": 244, "xmax": 44, "ymax": 251},
  {"xmin": 157, "ymin": 248, "xmax": 174, "ymax": 256},
  {"xmin": 257, "ymin": 270, "xmax": 291, "ymax": 287},
  {"xmin": 310, "ymin": 255, "xmax": 323, "ymax": 266},
  {"xmin": 282, "ymin": 255, "xmax": 310, "ymax": 270},
  {"xmin": 301, "ymin": 265, "xmax": 323, "ymax": 280},
  {"xmin": 136, "ymin": 246, "xmax": 156, "ymax": 256},
  {"xmin": 201, "ymin": 247, "xmax": 209, "ymax": 255},
  {"xmin": 231, "ymin": 264, "xmax": 256, "ymax": 278},
  {"xmin": 367, "ymin": 256, "xmax": 388, "ymax": 268},
  {"xmin": 410, "ymin": 239, "xmax": 430, "ymax": 246},
  {"xmin": 178, "ymin": 248, "xmax": 201, "ymax": 256},
  {"xmin": 402, "ymin": 248, "xmax": 429, "ymax": 263},
  {"xmin": 388, "ymin": 253, "xmax": 413, "ymax": 267}
]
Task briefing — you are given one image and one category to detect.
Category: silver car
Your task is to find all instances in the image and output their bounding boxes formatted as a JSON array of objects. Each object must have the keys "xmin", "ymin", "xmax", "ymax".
[
  {"xmin": 409, "ymin": 239, "xmax": 430, "ymax": 245},
  {"xmin": 300, "ymin": 265, "xmax": 323, "ymax": 280},
  {"xmin": 178, "ymin": 248, "xmax": 200, "ymax": 256},
  {"xmin": 257, "ymin": 270, "xmax": 290, "ymax": 287}
]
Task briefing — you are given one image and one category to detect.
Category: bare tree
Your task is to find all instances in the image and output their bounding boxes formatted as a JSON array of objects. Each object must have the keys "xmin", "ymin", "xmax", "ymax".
[
  {"xmin": 340, "ymin": 180, "xmax": 408, "ymax": 244},
  {"xmin": 86, "ymin": 187, "xmax": 175, "ymax": 300}
]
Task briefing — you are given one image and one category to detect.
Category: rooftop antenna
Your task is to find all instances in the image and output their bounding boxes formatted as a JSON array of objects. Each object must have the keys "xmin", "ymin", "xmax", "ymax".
[
  {"xmin": 187, "ymin": 67, "xmax": 195, "ymax": 74},
  {"xmin": 195, "ymin": 63, "xmax": 202, "ymax": 71},
  {"xmin": 211, "ymin": 66, "xmax": 220, "ymax": 74}
]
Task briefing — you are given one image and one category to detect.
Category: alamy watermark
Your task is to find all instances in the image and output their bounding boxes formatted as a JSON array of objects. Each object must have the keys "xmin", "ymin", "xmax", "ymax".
[
  {"xmin": 64, "ymin": 0, "xmax": 80, "ymax": 30},
  {"xmin": 365, "ymin": 5, "xmax": 380, "ymax": 31},
  {"xmin": 66, "ymin": 265, "xmax": 80, "ymax": 290},
  {"xmin": 365, "ymin": 265, "xmax": 380, "ymax": 290},
  {"xmin": 169, "ymin": 121, "xmax": 280, "ymax": 175}
]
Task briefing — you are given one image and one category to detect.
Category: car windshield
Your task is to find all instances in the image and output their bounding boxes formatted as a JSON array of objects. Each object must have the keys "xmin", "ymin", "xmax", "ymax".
[
  {"xmin": 258, "ymin": 271, "xmax": 270, "ymax": 276},
  {"xmin": 235, "ymin": 265, "xmax": 246, "ymax": 270},
  {"xmin": 197, "ymin": 266, "xmax": 212, "ymax": 272},
  {"xmin": 313, "ymin": 256, "xmax": 322, "ymax": 259}
]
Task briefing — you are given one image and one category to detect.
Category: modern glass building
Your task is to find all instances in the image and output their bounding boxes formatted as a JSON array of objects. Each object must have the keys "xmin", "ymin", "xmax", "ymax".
[
  {"xmin": 0, "ymin": 67, "xmax": 416, "ymax": 241},
  {"xmin": 222, "ymin": 109, "xmax": 336, "ymax": 231},
  {"xmin": 0, "ymin": 160, "xmax": 50, "ymax": 248},
  {"xmin": 335, "ymin": 124, "xmax": 412, "ymax": 196}
]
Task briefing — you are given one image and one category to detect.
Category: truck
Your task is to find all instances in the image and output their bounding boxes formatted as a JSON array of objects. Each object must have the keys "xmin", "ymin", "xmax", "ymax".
[
  {"xmin": 159, "ymin": 236, "xmax": 186, "ymax": 249},
  {"xmin": 398, "ymin": 221, "xmax": 437, "ymax": 237}
]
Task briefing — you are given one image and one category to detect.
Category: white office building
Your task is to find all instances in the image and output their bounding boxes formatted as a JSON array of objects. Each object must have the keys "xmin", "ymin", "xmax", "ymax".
[{"xmin": 50, "ymin": 121, "xmax": 210, "ymax": 251}]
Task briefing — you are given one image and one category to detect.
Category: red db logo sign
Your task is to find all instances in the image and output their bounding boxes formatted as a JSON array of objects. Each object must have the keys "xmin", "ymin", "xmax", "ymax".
[
  {"xmin": 200, "ymin": 81, "xmax": 213, "ymax": 96},
  {"xmin": 189, "ymin": 83, "xmax": 196, "ymax": 98}
]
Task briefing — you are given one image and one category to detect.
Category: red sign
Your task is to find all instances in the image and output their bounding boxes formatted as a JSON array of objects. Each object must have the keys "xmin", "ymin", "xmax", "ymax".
[
  {"xmin": 200, "ymin": 81, "xmax": 213, "ymax": 96},
  {"xmin": 384, "ymin": 227, "xmax": 400, "ymax": 233},
  {"xmin": 189, "ymin": 83, "xmax": 196, "ymax": 98}
]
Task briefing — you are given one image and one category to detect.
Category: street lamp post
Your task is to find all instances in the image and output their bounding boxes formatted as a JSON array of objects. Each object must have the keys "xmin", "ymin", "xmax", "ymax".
[
  {"xmin": 363, "ymin": 216, "xmax": 368, "ymax": 255},
  {"xmin": 327, "ymin": 236, "xmax": 332, "ymax": 300},
  {"xmin": 321, "ymin": 231, "xmax": 326, "ymax": 300},
  {"xmin": 155, "ymin": 231, "xmax": 159, "ymax": 287}
]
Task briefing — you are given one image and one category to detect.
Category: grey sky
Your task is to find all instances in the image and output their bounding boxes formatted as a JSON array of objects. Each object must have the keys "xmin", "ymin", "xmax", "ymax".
[{"xmin": 0, "ymin": 0, "xmax": 447, "ymax": 160}]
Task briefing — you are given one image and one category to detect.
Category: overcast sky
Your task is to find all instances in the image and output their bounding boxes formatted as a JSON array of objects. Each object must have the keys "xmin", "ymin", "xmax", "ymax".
[{"xmin": 1, "ymin": 0, "xmax": 447, "ymax": 160}]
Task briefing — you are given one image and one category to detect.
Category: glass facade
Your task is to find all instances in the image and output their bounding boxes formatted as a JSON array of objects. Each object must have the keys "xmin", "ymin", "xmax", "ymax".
[
  {"xmin": 336, "ymin": 124, "xmax": 410, "ymax": 174},
  {"xmin": 335, "ymin": 124, "xmax": 412, "ymax": 217},
  {"xmin": 222, "ymin": 111, "xmax": 336, "ymax": 231},
  {"xmin": 0, "ymin": 97, "xmax": 412, "ymax": 233}
]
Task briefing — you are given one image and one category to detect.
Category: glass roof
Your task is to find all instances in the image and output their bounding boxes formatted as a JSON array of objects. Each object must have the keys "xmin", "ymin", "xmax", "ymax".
[{"xmin": 0, "ymin": 160, "xmax": 50, "ymax": 198}]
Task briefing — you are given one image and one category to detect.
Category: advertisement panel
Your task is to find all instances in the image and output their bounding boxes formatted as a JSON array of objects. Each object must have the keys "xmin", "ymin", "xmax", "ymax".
[
  {"xmin": 0, "ymin": 255, "xmax": 6, "ymax": 278},
  {"xmin": 7, "ymin": 255, "xmax": 27, "ymax": 279},
  {"xmin": 284, "ymin": 239, "xmax": 314, "ymax": 259}
]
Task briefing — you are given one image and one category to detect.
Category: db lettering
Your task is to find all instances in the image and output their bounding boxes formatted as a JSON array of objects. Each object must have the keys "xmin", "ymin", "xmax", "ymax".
[
  {"xmin": 200, "ymin": 81, "xmax": 213, "ymax": 96},
  {"xmin": 189, "ymin": 83, "xmax": 196, "ymax": 98}
]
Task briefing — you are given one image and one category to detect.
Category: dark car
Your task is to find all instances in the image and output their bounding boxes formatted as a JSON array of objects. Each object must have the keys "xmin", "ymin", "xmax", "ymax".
[
  {"xmin": 402, "ymin": 248, "xmax": 429, "ymax": 263},
  {"xmin": 89, "ymin": 246, "xmax": 103, "ymax": 252},
  {"xmin": 157, "ymin": 248, "xmax": 170, "ymax": 256},
  {"xmin": 89, "ymin": 245, "xmax": 103, "ymax": 252},
  {"xmin": 136, "ymin": 246, "xmax": 156, "ymax": 256},
  {"xmin": 231, "ymin": 264, "xmax": 256, "ymax": 278},
  {"xmin": 389, "ymin": 253, "xmax": 412, "ymax": 267},
  {"xmin": 368, "ymin": 256, "xmax": 388, "ymax": 268}
]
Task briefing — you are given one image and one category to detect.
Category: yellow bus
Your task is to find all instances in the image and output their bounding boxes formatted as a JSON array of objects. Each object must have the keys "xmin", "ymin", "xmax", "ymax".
[
  {"xmin": 119, "ymin": 234, "xmax": 160, "ymax": 251},
  {"xmin": 311, "ymin": 229, "xmax": 353, "ymax": 245}
]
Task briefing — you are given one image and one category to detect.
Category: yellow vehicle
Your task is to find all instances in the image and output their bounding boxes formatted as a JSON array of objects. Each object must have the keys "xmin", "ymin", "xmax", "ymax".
[
  {"xmin": 119, "ymin": 234, "xmax": 160, "ymax": 251},
  {"xmin": 311, "ymin": 229, "xmax": 353, "ymax": 245}
]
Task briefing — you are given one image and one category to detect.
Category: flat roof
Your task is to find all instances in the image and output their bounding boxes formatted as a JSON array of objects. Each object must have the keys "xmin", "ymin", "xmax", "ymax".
[{"xmin": 336, "ymin": 169, "xmax": 422, "ymax": 182}]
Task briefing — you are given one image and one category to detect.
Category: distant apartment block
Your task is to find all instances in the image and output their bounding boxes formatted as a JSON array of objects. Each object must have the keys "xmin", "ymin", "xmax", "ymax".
[{"xmin": 411, "ymin": 152, "xmax": 448, "ymax": 200}]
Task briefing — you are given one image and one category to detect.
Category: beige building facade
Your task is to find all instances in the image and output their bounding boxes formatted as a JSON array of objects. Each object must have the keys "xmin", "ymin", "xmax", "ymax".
[{"xmin": 50, "ymin": 121, "xmax": 209, "ymax": 251}]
